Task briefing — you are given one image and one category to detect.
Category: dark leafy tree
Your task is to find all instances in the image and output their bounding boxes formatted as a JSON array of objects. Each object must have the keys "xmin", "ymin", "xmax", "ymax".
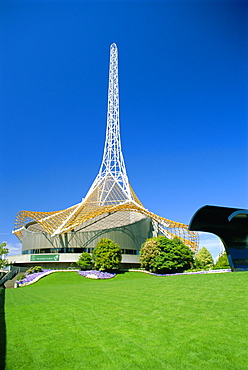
[
  {"xmin": 140, "ymin": 236, "xmax": 194, "ymax": 273},
  {"xmin": 92, "ymin": 238, "xmax": 122, "ymax": 271},
  {"xmin": 77, "ymin": 252, "xmax": 92, "ymax": 270}
]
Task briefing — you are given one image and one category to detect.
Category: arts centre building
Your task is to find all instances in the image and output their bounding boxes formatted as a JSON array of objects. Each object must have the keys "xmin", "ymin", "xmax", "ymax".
[{"xmin": 9, "ymin": 44, "xmax": 198, "ymax": 269}]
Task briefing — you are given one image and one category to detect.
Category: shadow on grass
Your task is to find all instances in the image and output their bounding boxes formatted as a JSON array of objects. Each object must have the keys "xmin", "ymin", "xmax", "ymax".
[
  {"xmin": 113, "ymin": 269, "xmax": 129, "ymax": 274},
  {"xmin": 0, "ymin": 287, "xmax": 6, "ymax": 369}
]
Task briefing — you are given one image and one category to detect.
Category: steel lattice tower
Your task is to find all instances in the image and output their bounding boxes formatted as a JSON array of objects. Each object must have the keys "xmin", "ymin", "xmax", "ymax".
[{"xmin": 86, "ymin": 43, "xmax": 131, "ymax": 201}]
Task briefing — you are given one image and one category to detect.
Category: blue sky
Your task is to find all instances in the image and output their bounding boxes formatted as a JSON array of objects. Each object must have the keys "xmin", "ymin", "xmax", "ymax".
[{"xmin": 1, "ymin": 0, "xmax": 247, "ymax": 259}]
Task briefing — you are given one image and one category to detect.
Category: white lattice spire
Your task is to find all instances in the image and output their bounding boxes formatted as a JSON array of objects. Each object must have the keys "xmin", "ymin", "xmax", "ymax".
[{"xmin": 85, "ymin": 43, "xmax": 132, "ymax": 202}]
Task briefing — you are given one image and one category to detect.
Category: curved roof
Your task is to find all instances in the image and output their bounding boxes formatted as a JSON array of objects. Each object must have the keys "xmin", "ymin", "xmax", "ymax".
[{"xmin": 189, "ymin": 205, "xmax": 248, "ymax": 270}]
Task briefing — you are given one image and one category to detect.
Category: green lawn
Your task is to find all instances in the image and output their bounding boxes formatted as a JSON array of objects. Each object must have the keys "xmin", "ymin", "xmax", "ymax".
[{"xmin": 2, "ymin": 271, "xmax": 248, "ymax": 369}]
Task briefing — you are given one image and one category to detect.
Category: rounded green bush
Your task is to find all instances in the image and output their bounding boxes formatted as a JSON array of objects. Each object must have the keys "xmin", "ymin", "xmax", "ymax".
[
  {"xmin": 77, "ymin": 252, "xmax": 92, "ymax": 270},
  {"xmin": 92, "ymin": 238, "xmax": 122, "ymax": 271}
]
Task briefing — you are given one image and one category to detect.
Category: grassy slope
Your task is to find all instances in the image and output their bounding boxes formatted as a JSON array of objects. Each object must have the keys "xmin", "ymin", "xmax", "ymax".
[{"xmin": 4, "ymin": 271, "xmax": 248, "ymax": 370}]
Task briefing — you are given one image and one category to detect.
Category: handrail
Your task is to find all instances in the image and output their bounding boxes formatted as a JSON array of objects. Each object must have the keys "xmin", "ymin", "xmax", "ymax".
[{"xmin": 0, "ymin": 267, "xmax": 20, "ymax": 286}]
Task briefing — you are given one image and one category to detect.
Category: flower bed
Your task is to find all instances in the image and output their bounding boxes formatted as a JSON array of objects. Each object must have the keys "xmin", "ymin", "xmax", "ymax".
[
  {"xmin": 16, "ymin": 269, "xmax": 54, "ymax": 287},
  {"xmin": 15, "ymin": 268, "xmax": 231, "ymax": 287},
  {"xmin": 15, "ymin": 269, "xmax": 116, "ymax": 287},
  {"xmin": 129, "ymin": 268, "xmax": 231, "ymax": 276},
  {"xmin": 15, "ymin": 269, "xmax": 79, "ymax": 288},
  {"xmin": 151, "ymin": 269, "xmax": 231, "ymax": 276},
  {"xmin": 78, "ymin": 270, "xmax": 116, "ymax": 279}
]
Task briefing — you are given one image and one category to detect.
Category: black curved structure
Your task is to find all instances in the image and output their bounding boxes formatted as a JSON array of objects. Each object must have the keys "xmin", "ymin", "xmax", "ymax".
[{"xmin": 189, "ymin": 205, "xmax": 248, "ymax": 272}]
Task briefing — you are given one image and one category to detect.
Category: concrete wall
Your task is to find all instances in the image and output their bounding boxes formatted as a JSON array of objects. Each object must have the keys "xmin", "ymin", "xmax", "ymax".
[{"xmin": 22, "ymin": 217, "xmax": 152, "ymax": 253}]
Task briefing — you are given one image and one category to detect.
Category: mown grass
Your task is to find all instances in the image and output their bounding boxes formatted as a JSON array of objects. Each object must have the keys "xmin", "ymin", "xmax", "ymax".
[{"xmin": 3, "ymin": 271, "xmax": 248, "ymax": 369}]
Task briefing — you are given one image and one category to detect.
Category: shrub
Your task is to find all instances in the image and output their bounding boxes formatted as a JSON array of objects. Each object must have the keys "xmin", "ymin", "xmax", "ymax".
[
  {"xmin": 18, "ymin": 273, "xmax": 26, "ymax": 281},
  {"xmin": 76, "ymin": 252, "xmax": 92, "ymax": 270},
  {"xmin": 92, "ymin": 238, "xmax": 122, "ymax": 271},
  {"xmin": 139, "ymin": 238, "xmax": 160, "ymax": 272},
  {"xmin": 27, "ymin": 266, "xmax": 43, "ymax": 274},
  {"xmin": 194, "ymin": 247, "xmax": 213, "ymax": 270},
  {"xmin": 68, "ymin": 263, "xmax": 78, "ymax": 270},
  {"xmin": 32, "ymin": 266, "xmax": 43, "ymax": 273},
  {"xmin": 140, "ymin": 236, "xmax": 194, "ymax": 274}
]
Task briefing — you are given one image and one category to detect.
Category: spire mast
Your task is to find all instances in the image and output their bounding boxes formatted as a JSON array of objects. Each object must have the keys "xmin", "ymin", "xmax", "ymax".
[{"xmin": 86, "ymin": 43, "xmax": 131, "ymax": 199}]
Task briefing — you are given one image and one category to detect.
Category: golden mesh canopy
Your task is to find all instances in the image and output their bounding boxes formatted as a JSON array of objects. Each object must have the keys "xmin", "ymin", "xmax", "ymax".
[{"xmin": 13, "ymin": 175, "xmax": 198, "ymax": 251}]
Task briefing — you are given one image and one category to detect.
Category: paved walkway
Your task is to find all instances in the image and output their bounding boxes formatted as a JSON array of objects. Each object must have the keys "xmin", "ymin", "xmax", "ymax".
[{"xmin": 4, "ymin": 273, "xmax": 23, "ymax": 289}]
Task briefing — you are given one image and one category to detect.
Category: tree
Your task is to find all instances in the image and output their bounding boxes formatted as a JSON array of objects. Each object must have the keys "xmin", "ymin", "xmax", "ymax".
[
  {"xmin": 214, "ymin": 251, "xmax": 230, "ymax": 269},
  {"xmin": 92, "ymin": 238, "xmax": 122, "ymax": 271},
  {"xmin": 0, "ymin": 242, "xmax": 9, "ymax": 269},
  {"xmin": 194, "ymin": 247, "xmax": 213, "ymax": 270},
  {"xmin": 140, "ymin": 236, "xmax": 194, "ymax": 274},
  {"xmin": 77, "ymin": 252, "xmax": 92, "ymax": 270}
]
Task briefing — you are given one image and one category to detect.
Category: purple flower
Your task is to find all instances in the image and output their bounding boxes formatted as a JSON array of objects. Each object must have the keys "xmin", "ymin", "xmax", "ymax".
[
  {"xmin": 16, "ymin": 269, "xmax": 55, "ymax": 286},
  {"xmin": 78, "ymin": 270, "xmax": 116, "ymax": 279},
  {"xmin": 150, "ymin": 269, "xmax": 231, "ymax": 277}
]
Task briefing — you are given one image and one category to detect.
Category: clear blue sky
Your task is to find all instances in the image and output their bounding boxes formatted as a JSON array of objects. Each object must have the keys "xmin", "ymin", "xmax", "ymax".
[{"xmin": 1, "ymin": 0, "xmax": 247, "ymax": 258}]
